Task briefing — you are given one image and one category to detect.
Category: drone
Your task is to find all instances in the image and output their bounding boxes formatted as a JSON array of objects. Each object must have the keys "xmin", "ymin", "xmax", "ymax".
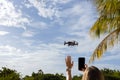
[{"xmin": 64, "ymin": 41, "xmax": 78, "ymax": 46}]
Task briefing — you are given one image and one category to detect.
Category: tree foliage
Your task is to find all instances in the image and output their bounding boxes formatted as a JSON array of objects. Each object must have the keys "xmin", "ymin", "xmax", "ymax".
[
  {"xmin": 0, "ymin": 67, "xmax": 20, "ymax": 80},
  {"xmin": 24, "ymin": 72, "xmax": 66, "ymax": 80},
  {"xmin": 101, "ymin": 68, "xmax": 120, "ymax": 80},
  {"xmin": 89, "ymin": 0, "xmax": 120, "ymax": 63},
  {"xmin": 0, "ymin": 67, "xmax": 120, "ymax": 80}
]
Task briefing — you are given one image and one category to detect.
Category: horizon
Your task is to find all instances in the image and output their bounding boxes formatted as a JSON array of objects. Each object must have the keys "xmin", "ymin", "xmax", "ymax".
[{"xmin": 0, "ymin": 0, "xmax": 120, "ymax": 76}]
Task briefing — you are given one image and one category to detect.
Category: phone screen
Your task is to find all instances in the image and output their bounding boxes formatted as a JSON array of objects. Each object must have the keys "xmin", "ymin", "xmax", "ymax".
[{"xmin": 78, "ymin": 57, "xmax": 85, "ymax": 70}]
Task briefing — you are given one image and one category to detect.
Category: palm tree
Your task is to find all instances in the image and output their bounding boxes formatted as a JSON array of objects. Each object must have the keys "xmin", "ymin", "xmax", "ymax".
[{"xmin": 89, "ymin": 0, "xmax": 120, "ymax": 63}]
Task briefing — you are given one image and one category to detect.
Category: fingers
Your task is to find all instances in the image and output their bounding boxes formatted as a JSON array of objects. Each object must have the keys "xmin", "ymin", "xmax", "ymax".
[
  {"xmin": 71, "ymin": 61, "xmax": 74, "ymax": 68},
  {"xmin": 65, "ymin": 58, "xmax": 67, "ymax": 65},
  {"xmin": 84, "ymin": 64, "xmax": 88, "ymax": 69},
  {"xmin": 67, "ymin": 56, "xmax": 71, "ymax": 61},
  {"xmin": 79, "ymin": 64, "xmax": 88, "ymax": 72},
  {"xmin": 72, "ymin": 61, "xmax": 74, "ymax": 65},
  {"xmin": 65, "ymin": 56, "xmax": 69, "ymax": 67},
  {"xmin": 65, "ymin": 55, "xmax": 74, "ymax": 69}
]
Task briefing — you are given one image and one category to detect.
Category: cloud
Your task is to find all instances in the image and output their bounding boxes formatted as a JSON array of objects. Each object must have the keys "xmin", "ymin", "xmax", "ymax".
[
  {"xmin": 29, "ymin": 22, "xmax": 48, "ymax": 29},
  {"xmin": 50, "ymin": 0, "xmax": 72, "ymax": 4},
  {"xmin": 53, "ymin": 1, "xmax": 101, "ymax": 55},
  {"xmin": 22, "ymin": 30, "xmax": 35, "ymax": 37},
  {"xmin": 0, "ymin": 0, "xmax": 30, "ymax": 29},
  {"xmin": 0, "ymin": 45, "xmax": 21, "ymax": 56},
  {"xmin": 93, "ymin": 63, "xmax": 120, "ymax": 71},
  {"xmin": 0, "ymin": 31, "xmax": 9, "ymax": 36},
  {"xmin": 0, "ymin": 43, "xmax": 66, "ymax": 76},
  {"xmin": 61, "ymin": 2, "xmax": 97, "ymax": 31},
  {"xmin": 21, "ymin": 39, "xmax": 35, "ymax": 47},
  {"xmin": 99, "ymin": 45, "xmax": 120, "ymax": 61},
  {"xmin": 27, "ymin": 0, "xmax": 60, "ymax": 19},
  {"xmin": 23, "ymin": 0, "xmax": 33, "ymax": 8}
]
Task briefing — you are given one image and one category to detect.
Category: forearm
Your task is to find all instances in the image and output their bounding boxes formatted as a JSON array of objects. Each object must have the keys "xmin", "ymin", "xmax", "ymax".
[{"xmin": 66, "ymin": 68, "xmax": 72, "ymax": 80}]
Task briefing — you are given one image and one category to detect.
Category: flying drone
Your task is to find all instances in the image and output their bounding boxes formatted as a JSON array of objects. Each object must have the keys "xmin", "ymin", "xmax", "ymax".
[{"xmin": 64, "ymin": 41, "xmax": 78, "ymax": 46}]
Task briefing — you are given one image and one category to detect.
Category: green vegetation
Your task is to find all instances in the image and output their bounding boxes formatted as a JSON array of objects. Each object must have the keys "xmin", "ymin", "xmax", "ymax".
[
  {"xmin": 101, "ymin": 68, "xmax": 120, "ymax": 80},
  {"xmin": 23, "ymin": 70, "xmax": 65, "ymax": 80},
  {"xmin": 0, "ymin": 67, "xmax": 20, "ymax": 80},
  {"xmin": 89, "ymin": 0, "xmax": 120, "ymax": 63},
  {"xmin": 0, "ymin": 67, "xmax": 120, "ymax": 80}
]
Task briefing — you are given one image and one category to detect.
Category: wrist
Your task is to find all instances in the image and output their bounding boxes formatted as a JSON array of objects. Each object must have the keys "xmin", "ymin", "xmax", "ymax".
[{"xmin": 66, "ymin": 68, "xmax": 71, "ymax": 71}]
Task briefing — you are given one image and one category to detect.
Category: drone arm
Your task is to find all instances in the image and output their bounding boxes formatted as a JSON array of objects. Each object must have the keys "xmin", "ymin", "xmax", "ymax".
[{"xmin": 64, "ymin": 41, "xmax": 66, "ymax": 45}]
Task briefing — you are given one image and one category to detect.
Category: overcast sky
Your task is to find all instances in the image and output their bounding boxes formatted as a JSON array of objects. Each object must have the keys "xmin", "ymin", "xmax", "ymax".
[{"xmin": 0, "ymin": 0, "xmax": 120, "ymax": 77}]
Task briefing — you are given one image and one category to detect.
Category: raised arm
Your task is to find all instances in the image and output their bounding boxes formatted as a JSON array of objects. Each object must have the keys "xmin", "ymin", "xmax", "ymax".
[{"xmin": 65, "ymin": 56, "xmax": 74, "ymax": 80}]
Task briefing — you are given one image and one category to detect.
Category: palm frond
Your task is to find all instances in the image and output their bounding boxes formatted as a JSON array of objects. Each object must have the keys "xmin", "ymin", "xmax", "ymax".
[
  {"xmin": 90, "ymin": 16, "xmax": 120, "ymax": 37},
  {"xmin": 89, "ymin": 0, "xmax": 120, "ymax": 63},
  {"xmin": 90, "ymin": 16, "xmax": 108, "ymax": 37},
  {"xmin": 89, "ymin": 28, "xmax": 120, "ymax": 63},
  {"xmin": 95, "ymin": 0, "xmax": 119, "ymax": 16}
]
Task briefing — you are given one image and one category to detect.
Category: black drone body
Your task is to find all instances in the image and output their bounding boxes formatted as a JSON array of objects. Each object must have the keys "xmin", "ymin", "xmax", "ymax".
[{"xmin": 64, "ymin": 41, "xmax": 78, "ymax": 46}]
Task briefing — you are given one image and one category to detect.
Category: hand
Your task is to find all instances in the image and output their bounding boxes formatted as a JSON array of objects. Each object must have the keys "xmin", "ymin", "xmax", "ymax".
[
  {"xmin": 65, "ymin": 56, "xmax": 74, "ymax": 69},
  {"xmin": 80, "ymin": 64, "xmax": 88, "ymax": 72}
]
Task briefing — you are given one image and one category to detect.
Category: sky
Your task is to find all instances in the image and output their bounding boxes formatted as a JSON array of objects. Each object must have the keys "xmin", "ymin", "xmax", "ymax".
[{"xmin": 0, "ymin": 0, "xmax": 120, "ymax": 77}]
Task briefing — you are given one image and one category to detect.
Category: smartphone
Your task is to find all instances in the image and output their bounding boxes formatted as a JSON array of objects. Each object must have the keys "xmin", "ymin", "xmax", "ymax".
[{"xmin": 78, "ymin": 57, "xmax": 85, "ymax": 70}]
